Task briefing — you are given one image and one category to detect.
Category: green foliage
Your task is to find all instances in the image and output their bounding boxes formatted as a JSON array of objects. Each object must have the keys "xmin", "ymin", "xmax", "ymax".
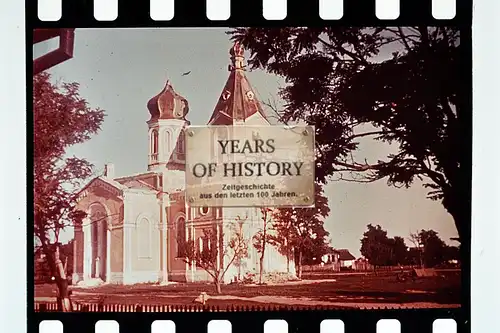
[
  {"xmin": 272, "ymin": 184, "xmax": 331, "ymax": 276},
  {"xmin": 418, "ymin": 229, "xmax": 448, "ymax": 268},
  {"xmin": 360, "ymin": 224, "xmax": 408, "ymax": 266},
  {"xmin": 34, "ymin": 72, "xmax": 105, "ymax": 279},
  {"xmin": 391, "ymin": 236, "xmax": 408, "ymax": 266},
  {"xmin": 361, "ymin": 224, "xmax": 452, "ymax": 268},
  {"xmin": 361, "ymin": 224, "xmax": 393, "ymax": 267},
  {"xmin": 229, "ymin": 27, "xmax": 465, "ymax": 240},
  {"xmin": 35, "ymin": 240, "xmax": 74, "ymax": 282}
]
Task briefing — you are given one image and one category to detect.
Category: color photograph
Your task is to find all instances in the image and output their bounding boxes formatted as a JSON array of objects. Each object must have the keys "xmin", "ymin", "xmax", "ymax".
[{"xmin": 33, "ymin": 27, "xmax": 463, "ymax": 312}]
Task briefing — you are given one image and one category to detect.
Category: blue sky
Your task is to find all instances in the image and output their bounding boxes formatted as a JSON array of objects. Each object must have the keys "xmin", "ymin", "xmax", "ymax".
[{"xmin": 34, "ymin": 28, "xmax": 458, "ymax": 256}]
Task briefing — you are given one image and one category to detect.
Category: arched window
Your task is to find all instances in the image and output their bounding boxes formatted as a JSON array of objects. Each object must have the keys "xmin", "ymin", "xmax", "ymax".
[
  {"xmin": 151, "ymin": 130, "xmax": 159, "ymax": 156},
  {"xmin": 199, "ymin": 206, "xmax": 210, "ymax": 216},
  {"xmin": 137, "ymin": 217, "xmax": 152, "ymax": 258},
  {"xmin": 176, "ymin": 130, "xmax": 185, "ymax": 155},
  {"xmin": 176, "ymin": 216, "xmax": 186, "ymax": 258},
  {"xmin": 164, "ymin": 130, "xmax": 172, "ymax": 155}
]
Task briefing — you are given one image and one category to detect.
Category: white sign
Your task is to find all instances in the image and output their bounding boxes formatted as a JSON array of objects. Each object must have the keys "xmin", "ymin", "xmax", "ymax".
[{"xmin": 185, "ymin": 125, "xmax": 315, "ymax": 207}]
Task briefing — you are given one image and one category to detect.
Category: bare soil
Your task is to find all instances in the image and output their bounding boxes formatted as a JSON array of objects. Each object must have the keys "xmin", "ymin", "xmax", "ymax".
[{"xmin": 34, "ymin": 270, "xmax": 461, "ymax": 309}]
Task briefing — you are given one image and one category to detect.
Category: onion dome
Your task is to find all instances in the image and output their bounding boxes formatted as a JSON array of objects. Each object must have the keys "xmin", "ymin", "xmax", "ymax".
[{"xmin": 147, "ymin": 80, "xmax": 189, "ymax": 121}]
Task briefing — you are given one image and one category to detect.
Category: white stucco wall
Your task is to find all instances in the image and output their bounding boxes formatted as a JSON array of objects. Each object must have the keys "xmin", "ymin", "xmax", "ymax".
[
  {"xmin": 221, "ymin": 206, "xmax": 295, "ymax": 283},
  {"xmin": 122, "ymin": 189, "xmax": 162, "ymax": 284}
]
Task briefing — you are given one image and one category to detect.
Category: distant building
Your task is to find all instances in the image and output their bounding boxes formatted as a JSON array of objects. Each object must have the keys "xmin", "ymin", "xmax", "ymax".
[
  {"xmin": 321, "ymin": 249, "xmax": 339, "ymax": 265},
  {"xmin": 336, "ymin": 249, "xmax": 356, "ymax": 268},
  {"xmin": 320, "ymin": 248, "xmax": 356, "ymax": 270},
  {"xmin": 352, "ymin": 257, "xmax": 373, "ymax": 271}
]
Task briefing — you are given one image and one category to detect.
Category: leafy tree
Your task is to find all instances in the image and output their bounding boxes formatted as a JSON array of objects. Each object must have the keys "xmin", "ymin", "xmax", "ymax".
[
  {"xmin": 361, "ymin": 225, "xmax": 410, "ymax": 267},
  {"xmin": 252, "ymin": 207, "xmax": 274, "ymax": 284},
  {"xmin": 272, "ymin": 184, "xmax": 330, "ymax": 278},
  {"xmin": 267, "ymin": 215, "xmax": 293, "ymax": 273},
  {"xmin": 418, "ymin": 229, "xmax": 447, "ymax": 267},
  {"xmin": 360, "ymin": 224, "xmax": 393, "ymax": 268},
  {"xmin": 229, "ymin": 27, "xmax": 466, "ymax": 241},
  {"xmin": 301, "ymin": 225, "xmax": 332, "ymax": 265},
  {"xmin": 444, "ymin": 245, "xmax": 460, "ymax": 263},
  {"xmin": 180, "ymin": 218, "xmax": 249, "ymax": 294},
  {"xmin": 34, "ymin": 251, "xmax": 51, "ymax": 283},
  {"xmin": 34, "ymin": 72, "xmax": 105, "ymax": 310},
  {"xmin": 34, "ymin": 240, "xmax": 74, "ymax": 283},
  {"xmin": 390, "ymin": 236, "xmax": 408, "ymax": 265}
]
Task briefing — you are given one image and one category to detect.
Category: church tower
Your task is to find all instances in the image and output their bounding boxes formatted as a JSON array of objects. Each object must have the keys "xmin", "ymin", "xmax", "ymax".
[
  {"xmin": 146, "ymin": 81, "xmax": 190, "ymax": 173},
  {"xmin": 208, "ymin": 42, "xmax": 270, "ymax": 126},
  {"xmin": 196, "ymin": 42, "xmax": 293, "ymax": 283}
]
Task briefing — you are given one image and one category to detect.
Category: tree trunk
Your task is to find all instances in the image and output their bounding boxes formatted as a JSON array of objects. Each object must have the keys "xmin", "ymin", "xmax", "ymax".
[
  {"xmin": 446, "ymin": 202, "xmax": 465, "ymax": 243},
  {"xmin": 42, "ymin": 242, "xmax": 72, "ymax": 311},
  {"xmin": 286, "ymin": 247, "xmax": 290, "ymax": 274},
  {"xmin": 215, "ymin": 278, "xmax": 222, "ymax": 294},
  {"xmin": 297, "ymin": 249, "xmax": 303, "ymax": 279},
  {"xmin": 55, "ymin": 246, "xmax": 72, "ymax": 311},
  {"xmin": 259, "ymin": 213, "xmax": 268, "ymax": 284},
  {"xmin": 259, "ymin": 257, "xmax": 264, "ymax": 284},
  {"xmin": 442, "ymin": 182, "xmax": 468, "ymax": 243}
]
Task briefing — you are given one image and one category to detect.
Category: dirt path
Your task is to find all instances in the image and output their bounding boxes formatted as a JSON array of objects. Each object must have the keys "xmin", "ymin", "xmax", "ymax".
[
  {"xmin": 244, "ymin": 278, "xmax": 336, "ymax": 287},
  {"xmin": 205, "ymin": 295, "xmax": 459, "ymax": 309},
  {"xmin": 35, "ymin": 291, "xmax": 460, "ymax": 309}
]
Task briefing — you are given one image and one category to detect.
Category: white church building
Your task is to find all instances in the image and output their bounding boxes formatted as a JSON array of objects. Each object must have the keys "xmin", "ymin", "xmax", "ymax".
[{"xmin": 71, "ymin": 43, "xmax": 296, "ymax": 285}]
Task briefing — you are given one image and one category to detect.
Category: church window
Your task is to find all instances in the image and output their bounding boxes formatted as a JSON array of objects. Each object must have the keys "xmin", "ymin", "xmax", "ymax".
[
  {"xmin": 203, "ymin": 234, "xmax": 211, "ymax": 253},
  {"xmin": 199, "ymin": 232, "xmax": 211, "ymax": 254},
  {"xmin": 176, "ymin": 216, "xmax": 186, "ymax": 258},
  {"xmin": 198, "ymin": 237, "xmax": 203, "ymax": 253},
  {"xmin": 151, "ymin": 130, "xmax": 159, "ymax": 157},
  {"xmin": 164, "ymin": 130, "xmax": 172, "ymax": 154},
  {"xmin": 176, "ymin": 130, "xmax": 185, "ymax": 155},
  {"xmin": 137, "ymin": 217, "xmax": 152, "ymax": 259},
  {"xmin": 200, "ymin": 206, "xmax": 209, "ymax": 216}
]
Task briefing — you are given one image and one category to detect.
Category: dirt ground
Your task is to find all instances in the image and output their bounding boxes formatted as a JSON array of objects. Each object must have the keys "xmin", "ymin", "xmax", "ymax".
[{"xmin": 34, "ymin": 270, "xmax": 461, "ymax": 309}]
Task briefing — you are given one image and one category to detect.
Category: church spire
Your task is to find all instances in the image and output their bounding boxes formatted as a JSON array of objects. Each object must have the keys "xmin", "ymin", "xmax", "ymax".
[{"xmin": 207, "ymin": 42, "xmax": 268, "ymax": 125}]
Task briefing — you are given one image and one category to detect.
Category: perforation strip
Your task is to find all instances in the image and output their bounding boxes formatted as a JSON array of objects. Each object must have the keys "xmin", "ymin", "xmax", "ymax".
[
  {"xmin": 38, "ymin": 319, "xmax": 458, "ymax": 333},
  {"xmin": 36, "ymin": 0, "xmax": 457, "ymax": 22}
]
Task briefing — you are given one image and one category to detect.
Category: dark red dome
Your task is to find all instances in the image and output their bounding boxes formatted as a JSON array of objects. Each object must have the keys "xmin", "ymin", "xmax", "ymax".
[{"xmin": 147, "ymin": 81, "xmax": 189, "ymax": 121}]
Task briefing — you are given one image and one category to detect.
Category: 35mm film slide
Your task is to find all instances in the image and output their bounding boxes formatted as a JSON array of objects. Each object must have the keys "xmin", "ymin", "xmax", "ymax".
[{"xmin": 29, "ymin": 0, "xmax": 470, "ymax": 332}]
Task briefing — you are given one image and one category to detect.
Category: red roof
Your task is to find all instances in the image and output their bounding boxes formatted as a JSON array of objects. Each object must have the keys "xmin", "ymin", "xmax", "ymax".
[
  {"xmin": 336, "ymin": 249, "xmax": 356, "ymax": 261},
  {"xmin": 147, "ymin": 81, "xmax": 189, "ymax": 121},
  {"xmin": 208, "ymin": 42, "xmax": 268, "ymax": 125}
]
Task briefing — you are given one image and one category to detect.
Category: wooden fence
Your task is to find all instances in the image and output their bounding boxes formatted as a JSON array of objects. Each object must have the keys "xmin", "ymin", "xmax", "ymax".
[
  {"xmin": 302, "ymin": 263, "xmax": 341, "ymax": 272},
  {"xmin": 34, "ymin": 302, "xmax": 352, "ymax": 312},
  {"xmin": 302, "ymin": 264, "xmax": 417, "ymax": 273},
  {"xmin": 34, "ymin": 301, "xmax": 447, "ymax": 312}
]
